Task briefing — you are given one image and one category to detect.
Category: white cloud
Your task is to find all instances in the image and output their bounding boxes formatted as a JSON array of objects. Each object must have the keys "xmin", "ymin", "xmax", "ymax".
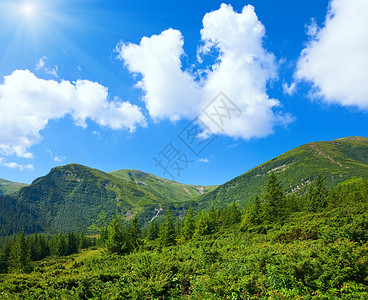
[
  {"xmin": 296, "ymin": 0, "xmax": 368, "ymax": 110},
  {"xmin": 198, "ymin": 158, "xmax": 210, "ymax": 163},
  {"xmin": 118, "ymin": 29, "xmax": 202, "ymax": 122},
  {"xmin": 282, "ymin": 82, "xmax": 297, "ymax": 96},
  {"xmin": 36, "ymin": 56, "xmax": 47, "ymax": 70},
  {"xmin": 0, "ymin": 160, "xmax": 34, "ymax": 171},
  {"xmin": 117, "ymin": 4, "xmax": 292, "ymax": 139},
  {"xmin": 0, "ymin": 70, "xmax": 146, "ymax": 157},
  {"xmin": 36, "ymin": 56, "xmax": 59, "ymax": 78},
  {"xmin": 47, "ymin": 150, "xmax": 66, "ymax": 163}
]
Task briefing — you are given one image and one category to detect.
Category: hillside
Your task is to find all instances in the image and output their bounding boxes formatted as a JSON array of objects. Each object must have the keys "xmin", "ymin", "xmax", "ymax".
[
  {"xmin": 109, "ymin": 169, "xmax": 217, "ymax": 202},
  {"xmin": 0, "ymin": 178, "xmax": 28, "ymax": 195},
  {"xmin": 16, "ymin": 164, "xmax": 214, "ymax": 233},
  {"xmin": 198, "ymin": 136, "xmax": 368, "ymax": 208}
]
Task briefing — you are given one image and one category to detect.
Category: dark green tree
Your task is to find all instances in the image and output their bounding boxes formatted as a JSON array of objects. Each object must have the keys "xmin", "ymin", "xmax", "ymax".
[
  {"xmin": 264, "ymin": 172, "xmax": 285, "ymax": 223},
  {"xmin": 106, "ymin": 217, "xmax": 125, "ymax": 254},
  {"xmin": 56, "ymin": 232, "xmax": 67, "ymax": 256},
  {"xmin": 128, "ymin": 217, "xmax": 141, "ymax": 251},
  {"xmin": 241, "ymin": 195, "xmax": 263, "ymax": 229},
  {"xmin": 0, "ymin": 238, "xmax": 12, "ymax": 273},
  {"xmin": 147, "ymin": 220, "xmax": 159, "ymax": 241},
  {"xmin": 193, "ymin": 211, "xmax": 209, "ymax": 237},
  {"xmin": 8, "ymin": 232, "xmax": 31, "ymax": 272},
  {"xmin": 181, "ymin": 206, "xmax": 196, "ymax": 241},
  {"xmin": 158, "ymin": 208, "xmax": 176, "ymax": 247}
]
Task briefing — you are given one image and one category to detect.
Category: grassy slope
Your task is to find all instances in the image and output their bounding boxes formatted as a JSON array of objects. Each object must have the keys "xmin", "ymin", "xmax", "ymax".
[
  {"xmin": 198, "ymin": 136, "xmax": 368, "ymax": 208},
  {"xmin": 109, "ymin": 169, "xmax": 218, "ymax": 203},
  {"xmin": 0, "ymin": 178, "xmax": 28, "ymax": 195},
  {"xmin": 18, "ymin": 164, "xmax": 166, "ymax": 233},
  {"xmin": 17, "ymin": 165, "xmax": 216, "ymax": 233}
]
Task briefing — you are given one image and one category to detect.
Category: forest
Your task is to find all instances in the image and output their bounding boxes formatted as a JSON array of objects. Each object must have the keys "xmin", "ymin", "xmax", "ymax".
[{"xmin": 1, "ymin": 173, "xmax": 368, "ymax": 299}]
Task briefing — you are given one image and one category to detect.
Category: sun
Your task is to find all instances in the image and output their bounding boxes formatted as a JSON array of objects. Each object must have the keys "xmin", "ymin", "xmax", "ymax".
[{"xmin": 21, "ymin": 3, "xmax": 35, "ymax": 17}]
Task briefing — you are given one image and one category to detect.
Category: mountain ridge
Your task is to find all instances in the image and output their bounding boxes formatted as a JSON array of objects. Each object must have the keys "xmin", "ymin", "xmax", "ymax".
[
  {"xmin": 0, "ymin": 178, "xmax": 28, "ymax": 195},
  {"xmin": 196, "ymin": 136, "xmax": 368, "ymax": 208}
]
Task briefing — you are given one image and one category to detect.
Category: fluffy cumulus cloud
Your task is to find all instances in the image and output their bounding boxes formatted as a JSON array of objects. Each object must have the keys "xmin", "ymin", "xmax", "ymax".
[
  {"xmin": 118, "ymin": 4, "xmax": 292, "ymax": 139},
  {"xmin": 0, "ymin": 70, "xmax": 146, "ymax": 158},
  {"xmin": 296, "ymin": 0, "xmax": 368, "ymax": 109},
  {"xmin": 118, "ymin": 29, "xmax": 201, "ymax": 122}
]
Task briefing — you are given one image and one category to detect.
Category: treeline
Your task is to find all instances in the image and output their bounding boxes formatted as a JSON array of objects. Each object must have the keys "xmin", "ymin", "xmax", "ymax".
[
  {"xmin": 0, "ymin": 231, "xmax": 95, "ymax": 273},
  {"xmin": 99, "ymin": 203, "xmax": 241, "ymax": 254},
  {"xmin": 101, "ymin": 173, "xmax": 368, "ymax": 255}
]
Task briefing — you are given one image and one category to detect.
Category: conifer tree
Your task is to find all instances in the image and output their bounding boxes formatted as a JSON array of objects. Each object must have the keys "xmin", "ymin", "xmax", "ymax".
[
  {"xmin": 241, "ymin": 196, "xmax": 263, "ymax": 230},
  {"xmin": 129, "ymin": 217, "xmax": 141, "ymax": 250},
  {"xmin": 56, "ymin": 232, "xmax": 67, "ymax": 256},
  {"xmin": 194, "ymin": 211, "xmax": 209, "ymax": 237},
  {"xmin": 264, "ymin": 172, "xmax": 285, "ymax": 223},
  {"xmin": 228, "ymin": 203, "xmax": 241, "ymax": 225},
  {"xmin": 181, "ymin": 206, "xmax": 195, "ymax": 241},
  {"xmin": 106, "ymin": 217, "xmax": 125, "ymax": 254},
  {"xmin": 308, "ymin": 174, "xmax": 328, "ymax": 212},
  {"xmin": 9, "ymin": 232, "xmax": 31, "ymax": 272},
  {"xmin": 0, "ymin": 238, "xmax": 12, "ymax": 273},
  {"xmin": 147, "ymin": 220, "xmax": 159, "ymax": 241},
  {"xmin": 158, "ymin": 208, "xmax": 176, "ymax": 247}
]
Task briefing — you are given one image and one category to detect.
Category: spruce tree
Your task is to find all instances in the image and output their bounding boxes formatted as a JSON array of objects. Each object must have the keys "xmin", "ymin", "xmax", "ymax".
[
  {"xmin": 9, "ymin": 232, "xmax": 31, "ymax": 272},
  {"xmin": 308, "ymin": 174, "xmax": 328, "ymax": 212},
  {"xmin": 181, "ymin": 206, "xmax": 195, "ymax": 241},
  {"xmin": 106, "ymin": 217, "xmax": 125, "ymax": 254},
  {"xmin": 129, "ymin": 217, "xmax": 141, "ymax": 251},
  {"xmin": 264, "ymin": 172, "xmax": 285, "ymax": 223},
  {"xmin": 158, "ymin": 208, "xmax": 176, "ymax": 247},
  {"xmin": 147, "ymin": 220, "xmax": 159, "ymax": 241}
]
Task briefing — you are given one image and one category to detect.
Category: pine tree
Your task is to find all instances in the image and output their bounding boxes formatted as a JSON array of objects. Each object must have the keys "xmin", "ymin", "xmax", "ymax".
[
  {"xmin": 99, "ymin": 226, "xmax": 109, "ymax": 246},
  {"xmin": 158, "ymin": 208, "xmax": 176, "ymax": 247},
  {"xmin": 56, "ymin": 232, "xmax": 67, "ymax": 256},
  {"xmin": 308, "ymin": 174, "xmax": 328, "ymax": 212},
  {"xmin": 228, "ymin": 203, "xmax": 241, "ymax": 225},
  {"xmin": 181, "ymin": 206, "xmax": 195, "ymax": 241},
  {"xmin": 241, "ymin": 196, "xmax": 263, "ymax": 230},
  {"xmin": 129, "ymin": 217, "xmax": 141, "ymax": 251},
  {"xmin": 0, "ymin": 238, "xmax": 12, "ymax": 273},
  {"xmin": 106, "ymin": 217, "xmax": 125, "ymax": 254},
  {"xmin": 8, "ymin": 232, "xmax": 31, "ymax": 272},
  {"xmin": 193, "ymin": 211, "xmax": 209, "ymax": 237},
  {"xmin": 264, "ymin": 172, "xmax": 285, "ymax": 223},
  {"xmin": 147, "ymin": 220, "xmax": 159, "ymax": 241},
  {"xmin": 66, "ymin": 232, "xmax": 79, "ymax": 255}
]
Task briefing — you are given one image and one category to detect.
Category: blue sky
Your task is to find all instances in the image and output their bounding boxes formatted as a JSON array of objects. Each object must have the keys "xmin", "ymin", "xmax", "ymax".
[{"xmin": 0, "ymin": 0, "xmax": 367, "ymax": 185}]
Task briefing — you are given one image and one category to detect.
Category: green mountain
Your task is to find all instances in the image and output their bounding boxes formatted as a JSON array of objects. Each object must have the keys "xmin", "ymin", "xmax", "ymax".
[
  {"xmin": 16, "ymin": 164, "xmax": 215, "ymax": 233},
  {"xmin": 198, "ymin": 136, "xmax": 368, "ymax": 208},
  {"xmin": 109, "ymin": 169, "xmax": 217, "ymax": 202},
  {"xmin": 0, "ymin": 178, "xmax": 28, "ymax": 195}
]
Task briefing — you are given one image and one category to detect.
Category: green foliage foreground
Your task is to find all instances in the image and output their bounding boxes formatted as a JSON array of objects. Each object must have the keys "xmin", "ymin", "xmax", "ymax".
[{"xmin": 1, "ymin": 176, "xmax": 368, "ymax": 299}]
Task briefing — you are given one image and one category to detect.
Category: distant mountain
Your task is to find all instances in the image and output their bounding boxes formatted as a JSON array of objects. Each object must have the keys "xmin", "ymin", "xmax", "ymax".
[
  {"xmin": 197, "ymin": 136, "xmax": 368, "ymax": 208},
  {"xmin": 17, "ymin": 164, "xmax": 215, "ymax": 233},
  {"xmin": 109, "ymin": 169, "xmax": 217, "ymax": 202},
  {"xmin": 0, "ymin": 178, "xmax": 28, "ymax": 195}
]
